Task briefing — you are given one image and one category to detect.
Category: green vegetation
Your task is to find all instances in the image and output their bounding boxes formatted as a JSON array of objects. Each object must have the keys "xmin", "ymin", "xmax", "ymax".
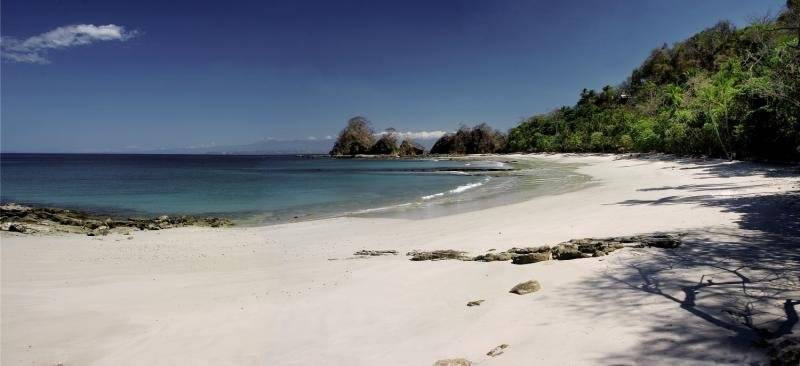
[{"xmin": 506, "ymin": 2, "xmax": 799, "ymax": 160}]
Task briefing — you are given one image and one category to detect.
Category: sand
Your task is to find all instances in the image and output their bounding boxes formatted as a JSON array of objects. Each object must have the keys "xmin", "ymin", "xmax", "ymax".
[{"xmin": 2, "ymin": 154, "xmax": 798, "ymax": 365}]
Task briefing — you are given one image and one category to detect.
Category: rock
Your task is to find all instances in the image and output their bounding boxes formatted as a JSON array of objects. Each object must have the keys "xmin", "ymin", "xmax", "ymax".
[
  {"xmin": 466, "ymin": 300, "xmax": 485, "ymax": 307},
  {"xmin": 354, "ymin": 250, "xmax": 398, "ymax": 256},
  {"xmin": 1, "ymin": 203, "xmax": 233, "ymax": 235},
  {"xmin": 551, "ymin": 242, "xmax": 586, "ymax": 260},
  {"xmin": 408, "ymin": 250, "xmax": 469, "ymax": 261},
  {"xmin": 86, "ymin": 225, "xmax": 110, "ymax": 237},
  {"xmin": 473, "ymin": 252, "xmax": 514, "ymax": 262},
  {"xmin": 509, "ymin": 280, "xmax": 541, "ymax": 295},
  {"xmin": 486, "ymin": 344, "xmax": 509, "ymax": 357},
  {"xmin": 3, "ymin": 223, "xmax": 34, "ymax": 234},
  {"xmin": 433, "ymin": 359, "xmax": 472, "ymax": 366},
  {"xmin": 507, "ymin": 246, "xmax": 549, "ymax": 255},
  {"xmin": 510, "ymin": 247, "xmax": 552, "ymax": 264},
  {"xmin": 399, "ymin": 139, "xmax": 425, "ymax": 156},
  {"xmin": 637, "ymin": 233, "xmax": 681, "ymax": 248},
  {"xmin": 512, "ymin": 252, "xmax": 551, "ymax": 264},
  {"xmin": 551, "ymin": 239, "xmax": 625, "ymax": 260}
]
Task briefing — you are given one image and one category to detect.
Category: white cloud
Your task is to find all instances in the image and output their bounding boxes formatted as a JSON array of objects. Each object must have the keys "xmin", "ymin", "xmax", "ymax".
[
  {"xmin": 375, "ymin": 130, "xmax": 448, "ymax": 140},
  {"xmin": 1, "ymin": 24, "xmax": 138, "ymax": 64}
]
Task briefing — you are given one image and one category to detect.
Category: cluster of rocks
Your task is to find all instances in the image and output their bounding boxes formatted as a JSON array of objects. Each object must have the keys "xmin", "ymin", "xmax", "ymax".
[
  {"xmin": 0, "ymin": 203, "xmax": 233, "ymax": 236},
  {"xmin": 473, "ymin": 234, "xmax": 682, "ymax": 264}
]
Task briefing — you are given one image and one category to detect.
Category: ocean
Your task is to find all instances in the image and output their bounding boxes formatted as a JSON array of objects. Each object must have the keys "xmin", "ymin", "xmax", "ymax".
[{"xmin": 0, "ymin": 153, "xmax": 590, "ymax": 224}]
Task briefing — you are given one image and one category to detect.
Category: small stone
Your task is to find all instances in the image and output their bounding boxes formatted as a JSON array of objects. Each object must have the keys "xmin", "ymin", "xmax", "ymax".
[
  {"xmin": 509, "ymin": 280, "xmax": 541, "ymax": 295},
  {"xmin": 486, "ymin": 344, "xmax": 509, "ymax": 357},
  {"xmin": 466, "ymin": 300, "xmax": 485, "ymax": 307}
]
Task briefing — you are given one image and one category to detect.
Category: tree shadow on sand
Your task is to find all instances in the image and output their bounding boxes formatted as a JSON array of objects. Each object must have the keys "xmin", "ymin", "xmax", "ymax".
[{"xmin": 560, "ymin": 158, "xmax": 800, "ymax": 364}]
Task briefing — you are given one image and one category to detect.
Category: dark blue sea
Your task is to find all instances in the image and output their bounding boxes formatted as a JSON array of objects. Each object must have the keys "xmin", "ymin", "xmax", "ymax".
[{"xmin": 0, "ymin": 154, "xmax": 589, "ymax": 224}]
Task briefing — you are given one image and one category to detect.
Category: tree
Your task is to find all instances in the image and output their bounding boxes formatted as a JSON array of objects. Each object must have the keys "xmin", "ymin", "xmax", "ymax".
[{"xmin": 329, "ymin": 116, "xmax": 375, "ymax": 156}]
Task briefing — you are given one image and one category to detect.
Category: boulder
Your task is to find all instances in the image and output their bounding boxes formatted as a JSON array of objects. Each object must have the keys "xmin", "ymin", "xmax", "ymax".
[
  {"xmin": 433, "ymin": 359, "xmax": 472, "ymax": 366},
  {"xmin": 511, "ymin": 252, "xmax": 551, "ymax": 264},
  {"xmin": 408, "ymin": 250, "xmax": 469, "ymax": 261},
  {"xmin": 637, "ymin": 234, "xmax": 681, "ymax": 248},
  {"xmin": 507, "ymin": 246, "xmax": 550, "ymax": 255},
  {"xmin": 473, "ymin": 252, "xmax": 514, "ymax": 262},
  {"xmin": 509, "ymin": 280, "xmax": 541, "ymax": 295}
]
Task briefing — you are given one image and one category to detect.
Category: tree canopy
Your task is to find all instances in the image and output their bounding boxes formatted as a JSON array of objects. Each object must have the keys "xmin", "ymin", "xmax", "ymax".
[{"xmin": 506, "ymin": 4, "xmax": 799, "ymax": 161}]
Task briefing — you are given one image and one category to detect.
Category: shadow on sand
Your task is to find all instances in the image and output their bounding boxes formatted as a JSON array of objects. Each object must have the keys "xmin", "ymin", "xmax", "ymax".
[{"xmin": 564, "ymin": 157, "xmax": 799, "ymax": 364}]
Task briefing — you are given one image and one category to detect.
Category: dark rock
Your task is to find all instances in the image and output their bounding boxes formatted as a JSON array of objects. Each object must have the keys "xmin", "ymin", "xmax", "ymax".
[
  {"xmin": 354, "ymin": 250, "xmax": 398, "ymax": 256},
  {"xmin": 87, "ymin": 226, "xmax": 110, "ymax": 237},
  {"xmin": 509, "ymin": 280, "xmax": 541, "ymax": 295},
  {"xmin": 1, "ymin": 203, "xmax": 233, "ymax": 235},
  {"xmin": 399, "ymin": 139, "xmax": 425, "ymax": 156},
  {"xmin": 636, "ymin": 233, "xmax": 681, "ymax": 248},
  {"xmin": 486, "ymin": 344, "xmax": 509, "ymax": 357},
  {"xmin": 466, "ymin": 300, "xmax": 485, "ymax": 307},
  {"xmin": 473, "ymin": 252, "xmax": 514, "ymax": 262},
  {"xmin": 512, "ymin": 252, "xmax": 551, "ymax": 264},
  {"xmin": 4, "ymin": 223, "xmax": 34, "ymax": 234},
  {"xmin": 507, "ymin": 246, "xmax": 550, "ymax": 255},
  {"xmin": 408, "ymin": 250, "xmax": 469, "ymax": 261}
]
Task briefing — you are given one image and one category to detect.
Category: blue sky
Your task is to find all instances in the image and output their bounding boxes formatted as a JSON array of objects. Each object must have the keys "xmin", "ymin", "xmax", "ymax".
[{"xmin": 0, "ymin": 0, "xmax": 787, "ymax": 152}]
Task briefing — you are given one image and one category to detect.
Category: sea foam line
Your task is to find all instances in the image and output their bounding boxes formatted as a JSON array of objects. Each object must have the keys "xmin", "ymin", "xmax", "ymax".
[{"xmin": 421, "ymin": 177, "xmax": 490, "ymax": 200}]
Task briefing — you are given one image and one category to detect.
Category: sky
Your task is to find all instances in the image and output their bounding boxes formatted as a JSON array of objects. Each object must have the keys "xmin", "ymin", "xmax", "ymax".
[{"xmin": 0, "ymin": 0, "xmax": 788, "ymax": 153}]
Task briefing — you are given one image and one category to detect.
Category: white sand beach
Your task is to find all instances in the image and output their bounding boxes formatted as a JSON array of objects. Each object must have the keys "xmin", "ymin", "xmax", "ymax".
[{"xmin": 2, "ymin": 154, "xmax": 798, "ymax": 365}]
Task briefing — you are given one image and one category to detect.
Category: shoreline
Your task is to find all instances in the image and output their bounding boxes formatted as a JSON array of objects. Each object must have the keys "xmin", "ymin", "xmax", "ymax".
[
  {"xmin": 2, "ymin": 153, "xmax": 798, "ymax": 365},
  {"xmin": 0, "ymin": 155, "xmax": 589, "ymax": 229}
]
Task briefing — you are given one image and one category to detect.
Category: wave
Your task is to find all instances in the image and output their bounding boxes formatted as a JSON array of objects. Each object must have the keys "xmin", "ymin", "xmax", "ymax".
[{"xmin": 421, "ymin": 177, "xmax": 490, "ymax": 200}]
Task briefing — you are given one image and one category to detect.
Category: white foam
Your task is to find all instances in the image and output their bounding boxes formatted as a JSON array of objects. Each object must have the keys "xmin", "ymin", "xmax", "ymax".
[{"xmin": 421, "ymin": 177, "xmax": 490, "ymax": 200}]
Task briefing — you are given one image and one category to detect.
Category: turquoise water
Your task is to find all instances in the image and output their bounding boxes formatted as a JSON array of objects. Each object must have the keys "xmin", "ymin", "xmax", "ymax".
[{"xmin": 0, "ymin": 154, "xmax": 589, "ymax": 223}]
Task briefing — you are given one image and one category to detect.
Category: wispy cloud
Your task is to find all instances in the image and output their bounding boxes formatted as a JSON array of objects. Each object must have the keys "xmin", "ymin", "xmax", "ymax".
[
  {"xmin": 1, "ymin": 24, "xmax": 138, "ymax": 64},
  {"xmin": 375, "ymin": 130, "xmax": 448, "ymax": 140}
]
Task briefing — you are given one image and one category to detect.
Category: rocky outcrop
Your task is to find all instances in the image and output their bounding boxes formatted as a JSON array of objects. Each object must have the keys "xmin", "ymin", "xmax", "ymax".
[
  {"xmin": 509, "ymin": 280, "xmax": 541, "ymax": 295},
  {"xmin": 354, "ymin": 250, "xmax": 398, "ymax": 256},
  {"xmin": 408, "ymin": 250, "xmax": 470, "ymax": 261},
  {"xmin": 1, "ymin": 203, "xmax": 233, "ymax": 236},
  {"xmin": 509, "ymin": 246, "xmax": 552, "ymax": 264},
  {"xmin": 399, "ymin": 139, "xmax": 425, "ymax": 156},
  {"xmin": 551, "ymin": 238, "xmax": 625, "ymax": 260},
  {"xmin": 433, "ymin": 359, "xmax": 472, "ymax": 366},
  {"xmin": 473, "ymin": 251, "xmax": 514, "ymax": 262}
]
